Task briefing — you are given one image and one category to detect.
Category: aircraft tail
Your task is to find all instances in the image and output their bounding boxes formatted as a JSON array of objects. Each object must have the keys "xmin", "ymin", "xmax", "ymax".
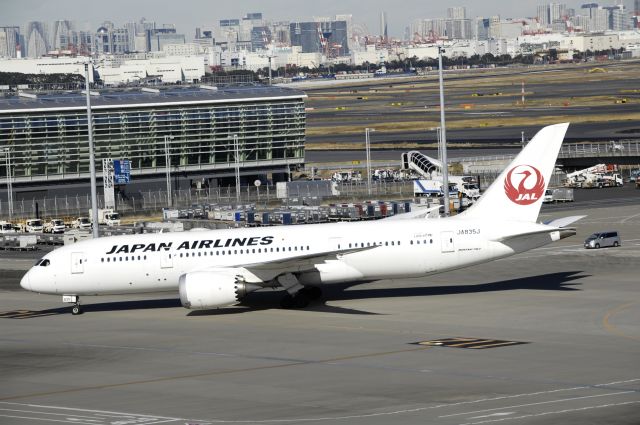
[{"xmin": 460, "ymin": 123, "xmax": 569, "ymax": 223}]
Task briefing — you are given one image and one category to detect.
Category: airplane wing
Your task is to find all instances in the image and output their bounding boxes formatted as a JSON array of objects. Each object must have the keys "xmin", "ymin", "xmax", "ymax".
[
  {"xmin": 384, "ymin": 205, "xmax": 441, "ymax": 220},
  {"xmin": 197, "ymin": 245, "xmax": 376, "ymax": 283}
]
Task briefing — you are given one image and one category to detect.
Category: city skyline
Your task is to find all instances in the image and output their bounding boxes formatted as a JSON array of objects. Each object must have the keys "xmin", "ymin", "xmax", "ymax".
[{"xmin": 2, "ymin": 0, "xmax": 637, "ymax": 38}]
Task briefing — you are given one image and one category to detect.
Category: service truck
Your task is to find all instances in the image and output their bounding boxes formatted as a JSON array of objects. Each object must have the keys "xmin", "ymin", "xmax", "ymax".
[
  {"xmin": 21, "ymin": 218, "xmax": 44, "ymax": 233},
  {"xmin": 72, "ymin": 217, "xmax": 92, "ymax": 230},
  {"xmin": 414, "ymin": 177, "xmax": 480, "ymax": 200},
  {"xmin": 89, "ymin": 209, "xmax": 121, "ymax": 226},
  {"xmin": 0, "ymin": 221, "xmax": 16, "ymax": 234},
  {"xmin": 543, "ymin": 188, "xmax": 574, "ymax": 203},
  {"xmin": 44, "ymin": 219, "xmax": 66, "ymax": 234}
]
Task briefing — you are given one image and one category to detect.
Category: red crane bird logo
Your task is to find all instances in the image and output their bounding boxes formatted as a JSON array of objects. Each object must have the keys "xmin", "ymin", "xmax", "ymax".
[{"xmin": 504, "ymin": 165, "xmax": 545, "ymax": 205}]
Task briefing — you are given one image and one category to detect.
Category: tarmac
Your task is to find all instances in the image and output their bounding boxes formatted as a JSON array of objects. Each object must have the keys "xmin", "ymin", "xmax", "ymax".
[{"xmin": 0, "ymin": 198, "xmax": 639, "ymax": 424}]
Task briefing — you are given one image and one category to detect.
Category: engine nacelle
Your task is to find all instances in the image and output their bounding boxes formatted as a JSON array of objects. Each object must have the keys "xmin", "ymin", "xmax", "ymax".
[{"xmin": 178, "ymin": 270, "xmax": 260, "ymax": 310}]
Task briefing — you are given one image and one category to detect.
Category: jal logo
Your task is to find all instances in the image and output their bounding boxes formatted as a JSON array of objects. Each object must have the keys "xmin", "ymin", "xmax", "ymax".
[{"xmin": 504, "ymin": 165, "xmax": 545, "ymax": 205}]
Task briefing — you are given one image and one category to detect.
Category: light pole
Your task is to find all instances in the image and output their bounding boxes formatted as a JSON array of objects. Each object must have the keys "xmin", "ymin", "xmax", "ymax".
[
  {"xmin": 85, "ymin": 62, "xmax": 99, "ymax": 238},
  {"xmin": 233, "ymin": 134, "xmax": 240, "ymax": 204},
  {"xmin": 437, "ymin": 46, "xmax": 450, "ymax": 216},
  {"xmin": 164, "ymin": 135, "xmax": 174, "ymax": 207},
  {"xmin": 365, "ymin": 128, "xmax": 375, "ymax": 195},
  {"xmin": 2, "ymin": 148, "xmax": 13, "ymax": 221}
]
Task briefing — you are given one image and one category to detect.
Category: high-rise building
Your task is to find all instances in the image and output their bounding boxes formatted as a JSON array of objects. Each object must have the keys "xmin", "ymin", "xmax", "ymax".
[
  {"xmin": 538, "ymin": 4, "xmax": 550, "ymax": 25},
  {"xmin": 290, "ymin": 20, "xmax": 349, "ymax": 56},
  {"xmin": 251, "ymin": 26, "xmax": 271, "ymax": 51},
  {"xmin": 25, "ymin": 21, "xmax": 49, "ymax": 58},
  {"xmin": 445, "ymin": 19, "xmax": 472, "ymax": 39},
  {"xmin": 550, "ymin": 3, "xmax": 567, "ymax": 22},
  {"xmin": 52, "ymin": 20, "xmax": 73, "ymax": 50},
  {"xmin": 537, "ymin": 3, "xmax": 567, "ymax": 27},
  {"xmin": 93, "ymin": 22, "xmax": 130, "ymax": 54},
  {"xmin": 380, "ymin": 11, "xmax": 388, "ymax": 41},
  {"xmin": 475, "ymin": 18, "xmax": 490, "ymax": 40},
  {"xmin": 447, "ymin": 7, "xmax": 467, "ymax": 20},
  {"xmin": 0, "ymin": 26, "xmax": 20, "ymax": 58}
]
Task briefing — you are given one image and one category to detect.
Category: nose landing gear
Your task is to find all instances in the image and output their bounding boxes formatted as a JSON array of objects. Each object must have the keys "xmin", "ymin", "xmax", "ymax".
[
  {"xmin": 63, "ymin": 295, "xmax": 83, "ymax": 315},
  {"xmin": 71, "ymin": 302, "xmax": 83, "ymax": 315}
]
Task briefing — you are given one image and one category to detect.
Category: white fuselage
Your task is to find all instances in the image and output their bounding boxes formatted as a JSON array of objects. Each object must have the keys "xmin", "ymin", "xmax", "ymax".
[{"xmin": 21, "ymin": 217, "xmax": 552, "ymax": 296}]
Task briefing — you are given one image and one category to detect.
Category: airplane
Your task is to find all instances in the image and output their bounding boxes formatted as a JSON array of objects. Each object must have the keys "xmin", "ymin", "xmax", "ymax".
[{"xmin": 20, "ymin": 123, "xmax": 583, "ymax": 315}]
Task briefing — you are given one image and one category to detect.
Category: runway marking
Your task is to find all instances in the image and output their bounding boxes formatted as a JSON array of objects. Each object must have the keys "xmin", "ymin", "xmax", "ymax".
[
  {"xmin": 0, "ymin": 414, "xmax": 97, "ymax": 424},
  {"xmin": 0, "ymin": 403, "xmax": 182, "ymax": 424},
  {"xmin": 438, "ymin": 391, "xmax": 636, "ymax": 418},
  {"xmin": 620, "ymin": 211, "xmax": 640, "ymax": 223},
  {"xmin": 603, "ymin": 301, "xmax": 640, "ymax": 342},
  {"xmin": 3, "ymin": 380, "xmax": 639, "ymax": 424},
  {"xmin": 456, "ymin": 401, "xmax": 640, "ymax": 425}
]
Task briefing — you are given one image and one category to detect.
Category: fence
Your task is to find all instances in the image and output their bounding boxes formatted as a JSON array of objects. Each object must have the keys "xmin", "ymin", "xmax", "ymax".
[{"xmin": 0, "ymin": 170, "xmax": 574, "ymax": 222}]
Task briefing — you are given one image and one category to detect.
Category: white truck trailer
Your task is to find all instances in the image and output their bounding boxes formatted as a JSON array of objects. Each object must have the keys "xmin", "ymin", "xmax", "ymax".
[{"xmin": 89, "ymin": 209, "xmax": 121, "ymax": 226}]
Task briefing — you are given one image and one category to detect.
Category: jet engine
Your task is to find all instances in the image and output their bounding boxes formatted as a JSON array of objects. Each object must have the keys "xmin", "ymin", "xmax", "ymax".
[{"xmin": 178, "ymin": 270, "xmax": 261, "ymax": 310}]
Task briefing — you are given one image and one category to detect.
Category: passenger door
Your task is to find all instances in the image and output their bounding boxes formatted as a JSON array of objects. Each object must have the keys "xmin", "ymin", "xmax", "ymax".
[
  {"xmin": 441, "ymin": 231, "xmax": 455, "ymax": 253},
  {"xmin": 71, "ymin": 252, "xmax": 84, "ymax": 274},
  {"xmin": 160, "ymin": 250, "xmax": 174, "ymax": 269}
]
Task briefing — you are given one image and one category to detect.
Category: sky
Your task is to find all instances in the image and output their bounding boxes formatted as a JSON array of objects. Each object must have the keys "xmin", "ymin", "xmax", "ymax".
[{"xmin": 1, "ymin": 0, "xmax": 635, "ymax": 38}]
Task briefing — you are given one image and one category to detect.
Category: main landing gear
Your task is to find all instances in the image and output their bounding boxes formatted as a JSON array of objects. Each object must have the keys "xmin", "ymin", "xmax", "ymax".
[
  {"xmin": 280, "ymin": 286, "xmax": 323, "ymax": 309},
  {"xmin": 276, "ymin": 273, "xmax": 323, "ymax": 309},
  {"xmin": 63, "ymin": 295, "xmax": 83, "ymax": 315}
]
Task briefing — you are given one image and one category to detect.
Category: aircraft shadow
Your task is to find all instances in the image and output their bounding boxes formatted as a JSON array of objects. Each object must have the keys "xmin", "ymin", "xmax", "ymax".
[
  {"xmin": 325, "ymin": 271, "xmax": 587, "ymax": 302},
  {"xmin": 189, "ymin": 271, "xmax": 587, "ymax": 316},
  {"xmin": 9, "ymin": 271, "xmax": 586, "ymax": 318}
]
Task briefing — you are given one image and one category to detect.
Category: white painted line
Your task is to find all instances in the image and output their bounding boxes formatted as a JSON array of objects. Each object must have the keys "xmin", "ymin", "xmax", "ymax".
[
  {"xmin": 439, "ymin": 391, "xmax": 635, "ymax": 418},
  {"xmin": 2, "ymin": 379, "xmax": 639, "ymax": 424},
  {"xmin": 457, "ymin": 400, "xmax": 640, "ymax": 425},
  {"xmin": 0, "ymin": 403, "xmax": 181, "ymax": 421},
  {"xmin": 468, "ymin": 412, "xmax": 515, "ymax": 419},
  {"xmin": 0, "ymin": 413, "xmax": 97, "ymax": 425},
  {"xmin": 0, "ymin": 408, "xmax": 104, "ymax": 420}
]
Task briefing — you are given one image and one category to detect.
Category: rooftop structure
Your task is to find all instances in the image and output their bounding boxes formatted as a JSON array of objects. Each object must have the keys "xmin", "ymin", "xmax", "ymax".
[{"xmin": 0, "ymin": 85, "xmax": 307, "ymax": 187}]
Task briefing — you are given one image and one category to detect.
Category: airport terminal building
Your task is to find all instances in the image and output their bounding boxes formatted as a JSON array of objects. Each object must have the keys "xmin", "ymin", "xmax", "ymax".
[{"xmin": 0, "ymin": 85, "xmax": 306, "ymax": 193}]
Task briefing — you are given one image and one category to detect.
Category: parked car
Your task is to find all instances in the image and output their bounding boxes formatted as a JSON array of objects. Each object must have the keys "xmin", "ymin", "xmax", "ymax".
[{"xmin": 584, "ymin": 231, "xmax": 621, "ymax": 249}]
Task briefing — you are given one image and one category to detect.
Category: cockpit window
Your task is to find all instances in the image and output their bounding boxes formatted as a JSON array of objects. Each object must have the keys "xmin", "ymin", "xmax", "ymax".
[{"xmin": 39, "ymin": 259, "xmax": 50, "ymax": 267}]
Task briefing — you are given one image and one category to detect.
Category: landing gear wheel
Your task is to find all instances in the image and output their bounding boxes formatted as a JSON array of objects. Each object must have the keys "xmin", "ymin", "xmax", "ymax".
[{"xmin": 71, "ymin": 304, "xmax": 83, "ymax": 315}]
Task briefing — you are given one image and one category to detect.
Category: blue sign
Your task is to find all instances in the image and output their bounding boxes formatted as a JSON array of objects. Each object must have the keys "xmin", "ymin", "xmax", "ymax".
[{"xmin": 113, "ymin": 159, "xmax": 131, "ymax": 184}]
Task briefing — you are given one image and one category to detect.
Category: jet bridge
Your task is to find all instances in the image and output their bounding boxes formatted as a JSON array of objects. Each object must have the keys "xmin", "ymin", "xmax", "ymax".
[{"xmin": 401, "ymin": 151, "xmax": 443, "ymax": 179}]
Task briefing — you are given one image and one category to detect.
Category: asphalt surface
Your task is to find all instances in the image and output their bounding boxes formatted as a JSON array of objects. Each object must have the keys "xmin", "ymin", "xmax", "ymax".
[{"xmin": 1, "ymin": 193, "xmax": 639, "ymax": 425}]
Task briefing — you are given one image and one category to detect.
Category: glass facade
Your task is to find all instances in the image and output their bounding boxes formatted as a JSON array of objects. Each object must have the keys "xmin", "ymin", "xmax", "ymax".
[{"xmin": 0, "ymin": 88, "xmax": 306, "ymax": 183}]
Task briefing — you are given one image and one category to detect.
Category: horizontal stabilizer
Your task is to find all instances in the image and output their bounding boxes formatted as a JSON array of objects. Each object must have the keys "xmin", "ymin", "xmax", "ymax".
[{"xmin": 543, "ymin": 215, "xmax": 586, "ymax": 228}]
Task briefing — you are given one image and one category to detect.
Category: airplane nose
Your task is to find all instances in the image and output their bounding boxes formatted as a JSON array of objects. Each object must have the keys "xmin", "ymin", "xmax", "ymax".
[{"xmin": 20, "ymin": 272, "xmax": 31, "ymax": 291}]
